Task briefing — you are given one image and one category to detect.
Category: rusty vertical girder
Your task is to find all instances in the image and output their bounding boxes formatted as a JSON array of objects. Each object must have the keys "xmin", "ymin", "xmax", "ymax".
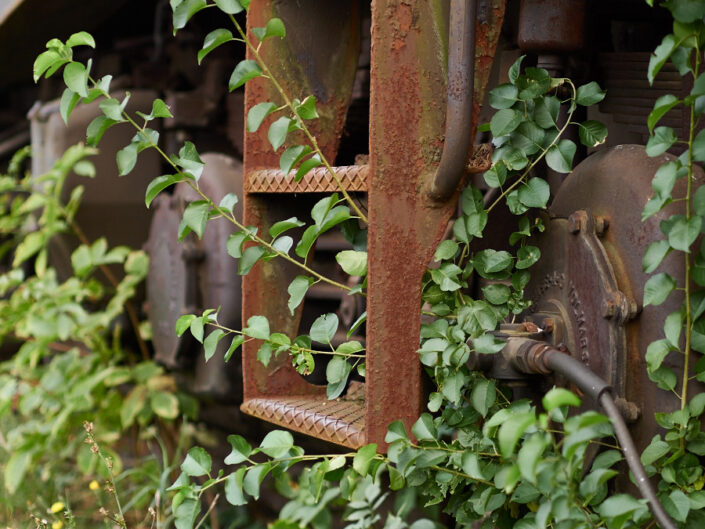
[
  {"xmin": 366, "ymin": 0, "xmax": 505, "ymax": 447},
  {"xmin": 242, "ymin": 0, "xmax": 506, "ymax": 448}
]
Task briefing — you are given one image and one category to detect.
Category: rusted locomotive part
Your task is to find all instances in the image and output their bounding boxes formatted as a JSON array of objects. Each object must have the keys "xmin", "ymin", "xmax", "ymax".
[{"xmin": 241, "ymin": 0, "xmax": 507, "ymax": 449}]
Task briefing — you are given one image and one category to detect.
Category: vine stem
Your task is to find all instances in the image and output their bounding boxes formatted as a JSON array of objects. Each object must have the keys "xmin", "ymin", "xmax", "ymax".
[
  {"xmin": 228, "ymin": 14, "xmax": 369, "ymax": 224},
  {"xmin": 87, "ymin": 77, "xmax": 354, "ymax": 294},
  {"xmin": 486, "ymin": 80, "xmax": 578, "ymax": 213},
  {"xmin": 681, "ymin": 51, "xmax": 699, "ymax": 415},
  {"xmin": 209, "ymin": 322, "xmax": 365, "ymax": 357}
]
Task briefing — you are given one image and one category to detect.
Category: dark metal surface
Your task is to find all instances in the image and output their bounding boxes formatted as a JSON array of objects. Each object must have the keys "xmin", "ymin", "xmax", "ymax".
[
  {"xmin": 517, "ymin": 0, "xmax": 586, "ymax": 52},
  {"xmin": 542, "ymin": 145, "xmax": 704, "ymax": 445},
  {"xmin": 427, "ymin": 0, "xmax": 477, "ymax": 201}
]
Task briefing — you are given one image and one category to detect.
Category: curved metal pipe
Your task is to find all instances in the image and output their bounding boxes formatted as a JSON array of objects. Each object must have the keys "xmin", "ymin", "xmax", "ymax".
[
  {"xmin": 503, "ymin": 339, "xmax": 676, "ymax": 529},
  {"xmin": 427, "ymin": 0, "xmax": 477, "ymax": 202}
]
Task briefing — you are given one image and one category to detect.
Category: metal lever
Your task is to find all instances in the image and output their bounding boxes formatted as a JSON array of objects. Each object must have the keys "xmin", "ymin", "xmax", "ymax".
[{"xmin": 427, "ymin": 0, "xmax": 477, "ymax": 201}]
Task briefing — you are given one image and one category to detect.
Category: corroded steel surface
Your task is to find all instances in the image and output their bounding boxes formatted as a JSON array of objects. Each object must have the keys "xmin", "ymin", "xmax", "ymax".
[
  {"xmin": 547, "ymin": 145, "xmax": 704, "ymax": 449},
  {"xmin": 246, "ymin": 165, "xmax": 369, "ymax": 193},
  {"xmin": 517, "ymin": 0, "xmax": 586, "ymax": 52},
  {"xmin": 366, "ymin": 0, "xmax": 506, "ymax": 447},
  {"xmin": 242, "ymin": 0, "xmax": 506, "ymax": 449},
  {"xmin": 241, "ymin": 0, "xmax": 362, "ymax": 434},
  {"xmin": 241, "ymin": 382, "xmax": 365, "ymax": 448}
]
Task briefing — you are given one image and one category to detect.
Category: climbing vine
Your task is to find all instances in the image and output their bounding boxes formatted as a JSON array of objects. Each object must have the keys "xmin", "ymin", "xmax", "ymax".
[{"xmin": 25, "ymin": 0, "xmax": 705, "ymax": 527}]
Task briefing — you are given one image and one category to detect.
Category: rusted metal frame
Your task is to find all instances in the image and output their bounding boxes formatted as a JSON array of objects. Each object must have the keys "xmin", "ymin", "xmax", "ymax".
[
  {"xmin": 428, "ymin": 0, "xmax": 478, "ymax": 202},
  {"xmin": 241, "ymin": 0, "xmax": 365, "ymax": 446}
]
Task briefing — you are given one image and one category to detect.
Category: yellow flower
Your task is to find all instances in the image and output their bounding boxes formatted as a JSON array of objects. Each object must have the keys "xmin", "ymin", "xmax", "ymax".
[
  {"xmin": 49, "ymin": 502, "xmax": 65, "ymax": 514},
  {"xmin": 52, "ymin": 521, "xmax": 63, "ymax": 529},
  {"xmin": 89, "ymin": 480, "xmax": 100, "ymax": 491}
]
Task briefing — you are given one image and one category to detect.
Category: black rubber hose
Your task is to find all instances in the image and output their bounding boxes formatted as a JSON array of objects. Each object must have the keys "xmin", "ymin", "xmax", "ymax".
[{"xmin": 542, "ymin": 350, "xmax": 677, "ymax": 529}]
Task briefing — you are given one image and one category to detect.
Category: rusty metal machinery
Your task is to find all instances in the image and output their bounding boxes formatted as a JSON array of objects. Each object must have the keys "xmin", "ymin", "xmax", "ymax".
[
  {"xmin": 240, "ymin": 0, "xmax": 507, "ymax": 449},
  {"xmin": 145, "ymin": 153, "xmax": 243, "ymax": 399},
  {"xmin": 521, "ymin": 145, "xmax": 704, "ymax": 444}
]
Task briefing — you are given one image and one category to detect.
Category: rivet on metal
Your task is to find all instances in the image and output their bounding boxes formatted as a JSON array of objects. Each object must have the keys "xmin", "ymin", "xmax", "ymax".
[
  {"xmin": 594, "ymin": 216, "xmax": 609, "ymax": 236},
  {"xmin": 568, "ymin": 211, "xmax": 585, "ymax": 233}
]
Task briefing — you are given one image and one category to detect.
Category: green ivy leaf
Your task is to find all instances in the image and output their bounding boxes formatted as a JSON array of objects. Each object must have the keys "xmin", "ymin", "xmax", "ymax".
[
  {"xmin": 295, "ymin": 95, "xmax": 318, "ymax": 120},
  {"xmin": 59, "ymin": 88, "xmax": 81, "ymax": 125},
  {"xmin": 224, "ymin": 468, "xmax": 247, "ymax": 506},
  {"xmin": 542, "ymin": 387, "xmax": 581, "ymax": 411},
  {"xmin": 150, "ymin": 391, "xmax": 179, "ymax": 419},
  {"xmin": 490, "ymin": 109, "xmax": 522, "ymax": 137},
  {"xmin": 4, "ymin": 450, "xmax": 32, "ymax": 495},
  {"xmin": 646, "ymin": 126, "xmax": 678, "ymax": 156},
  {"xmin": 247, "ymin": 102, "xmax": 277, "ymax": 132},
  {"xmin": 176, "ymin": 314, "xmax": 196, "ymax": 336},
  {"xmin": 145, "ymin": 174, "xmax": 183, "ymax": 207},
  {"xmin": 545, "ymin": 140, "xmax": 576, "ymax": 174},
  {"xmin": 63, "ymin": 61, "xmax": 89, "ymax": 98},
  {"xmin": 517, "ymin": 433, "xmax": 547, "ymax": 484},
  {"xmin": 259, "ymin": 430, "xmax": 294, "ymax": 458},
  {"xmin": 642, "ymin": 240, "xmax": 671, "ymax": 273},
  {"xmin": 286, "ymin": 275, "xmax": 313, "ymax": 315},
  {"xmin": 483, "ymin": 162, "xmax": 507, "ymax": 188},
  {"xmin": 33, "ymin": 50, "xmax": 64, "ymax": 82},
  {"xmin": 243, "ymin": 464, "xmax": 270, "ymax": 500},
  {"xmin": 280, "ymin": 145, "xmax": 313, "ymax": 174},
  {"xmin": 482, "ymin": 283, "xmax": 511, "ymax": 304},
  {"xmin": 181, "ymin": 201, "xmax": 210, "ymax": 239},
  {"xmin": 224, "ymin": 335, "xmax": 245, "ymax": 361},
  {"xmin": 665, "ymin": 0, "xmax": 705, "ymax": 23},
  {"xmin": 412, "ymin": 413, "xmax": 437, "ymax": 441},
  {"xmin": 181, "ymin": 447, "xmax": 212, "ymax": 477},
  {"xmin": 516, "ymin": 246, "xmax": 541, "ymax": 269},
  {"xmin": 576, "ymin": 82, "xmax": 606, "ymax": 106},
  {"xmin": 692, "ymin": 129, "xmax": 705, "ymax": 162},
  {"xmin": 310, "ymin": 313, "xmax": 338, "ymax": 344},
  {"xmin": 238, "ymin": 246, "xmax": 267, "ymax": 275},
  {"xmin": 229, "ymin": 59, "xmax": 262, "ymax": 91},
  {"xmin": 268, "ymin": 116, "xmax": 293, "ymax": 151},
  {"xmin": 326, "ymin": 357, "xmax": 352, "ymax": 399},
  {"xmin": 243, "ymin": 315, "xmax": 270, "ymax": 340},
  {"xmin": 508, "ymin": 55, "xmax": 525, "ymax": 84},
  {"xmin": 214, "ymin": 0, "xmax": 245, "ymax": 14},
  {"xmin": 518, "ymin": 177, "xmax": 550, "ymax": 208},
  {"xmin": 173, "ymin": 0, "xmax": 207, "ymax": 31},
  {"xmin": 198, "ymin": 28, "xmax": 234, "ymax": 64},
  {"xmin": 648, "ymin": 94, "xmax": 680, "ymax": 132},
  {"xmin": 86, "ymin": 115, "xmax": 117, "ymax": 146},
  {"xmin": 252, "ymin": 18, "xmax": 286, "ymax": 41},
  {"xmin": 667, "ymin": 215, "xmax": 701, "ymax": 251},
  {"xmin": 225, "ymin": 435, "xmax": 252, "ymax": 465},
  {"xmin": 295, "ymin": 154, "xmax": 322, "ymax": 181},
  {"xmin": 498, "ymin": 411, "xmax": 536, "ymax": 458},
  {"xmin": 336, "ymin": 250, "xmax": 367, "ymax": 276},
  {"xmin": 204, "ymin": 329, "xmax": 225, "ymax": 362},
  {"xmin": 643, "ymin": 273, "xmax": 676, "ymax": 306},
  {"xmin": 534, "ymin": 96, "xmax": 560, "ymax": 129},
  {"xmin": 489, "ymin": 83, "xmax": 518, "ymax": 109},
  {"xmin": 663, "ymin": 490, "xmax": 690, "ymax": 523},
  {"xmin": 578, "ymin": 120, "xmax": 608, "ymax": 147},
  {"xmin": 470, "ymin": 379, "xmax": 496, "ymax": 417},
  {"xmin": 353, "ymin": 444, "xmax": 378, "ymax": 476},
  {"xmin": 648, "ymin": 34, "xmax": 678, "ymax": 84}
]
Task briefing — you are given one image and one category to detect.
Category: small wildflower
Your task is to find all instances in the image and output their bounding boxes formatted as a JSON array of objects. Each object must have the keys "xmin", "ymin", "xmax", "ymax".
[
  {"xmin": 89, "ymin": 480, "xmax": 100, "ymax": 491},
  {"xmin": 83, "ymin": 421, "xmax": 94, "ymax": 434},
  {"xmin": 99, "ymin": 508, "xmax": 109, "ymax": 517},
  {"xmin": 49, "ymin": 503, "xmax": 64, "ymax": 514},
  {"xmin": 51, "ymin": 521, "xmax": 63, "ymax": 529}
]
